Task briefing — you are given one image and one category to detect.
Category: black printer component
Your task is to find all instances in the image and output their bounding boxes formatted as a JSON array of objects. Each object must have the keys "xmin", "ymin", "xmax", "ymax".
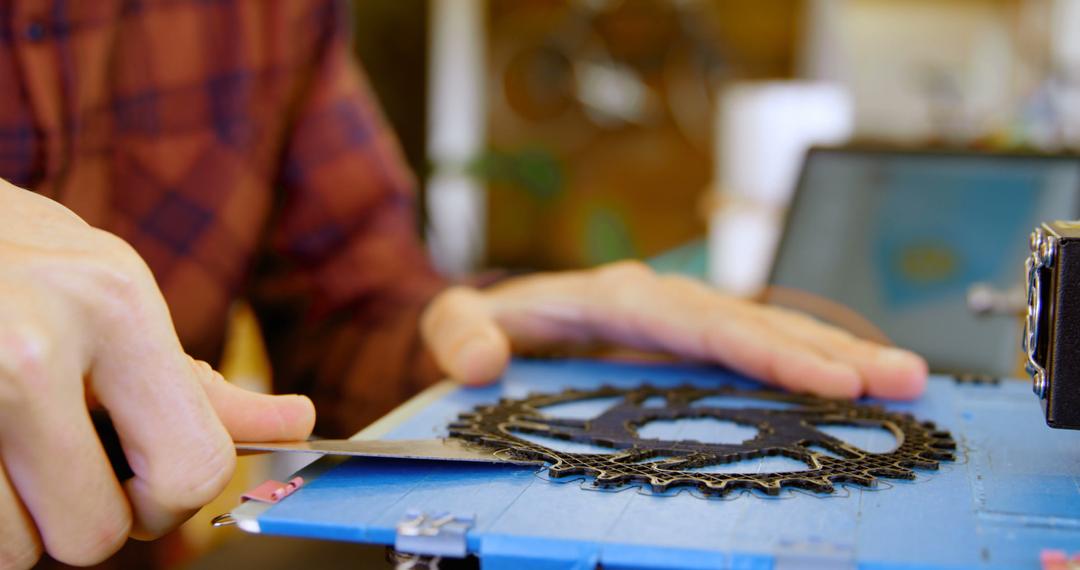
[
  {"xmin": 1025, "ymin": 222, "xmax": 1080, "ymax": 429},
  {"xmin": 450, "ymin": 385, "xmax": 956, "ymax": 496}
]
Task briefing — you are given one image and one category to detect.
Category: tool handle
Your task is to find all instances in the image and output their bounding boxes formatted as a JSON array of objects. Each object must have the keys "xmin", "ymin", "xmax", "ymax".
[{"xmin": 90, "ymin": 409, "xmax": 135, "ymax": 482}]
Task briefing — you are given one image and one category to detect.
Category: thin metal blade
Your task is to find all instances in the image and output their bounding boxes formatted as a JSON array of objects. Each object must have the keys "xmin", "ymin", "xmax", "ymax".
[{"xmin": 234, "ymin": 438, "xmax": 541, "ymax": 466}]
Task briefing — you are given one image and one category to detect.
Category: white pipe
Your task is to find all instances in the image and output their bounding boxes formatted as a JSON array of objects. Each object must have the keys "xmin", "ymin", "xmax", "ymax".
[{"xmin": 426, "ymin": 0, "xmax": 487, "ymax": 276}]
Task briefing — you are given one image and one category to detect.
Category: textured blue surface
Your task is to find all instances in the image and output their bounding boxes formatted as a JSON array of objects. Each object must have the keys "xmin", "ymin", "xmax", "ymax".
[{"xmin": 255, "ymin": 359, "xmax": 1080, "ymax": 569}]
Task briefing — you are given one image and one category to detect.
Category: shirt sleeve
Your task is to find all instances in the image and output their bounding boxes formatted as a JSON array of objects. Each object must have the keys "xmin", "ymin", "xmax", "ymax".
[{"xmin": 249, "ymin": 1, "xmax": 447, "ymax": 437}]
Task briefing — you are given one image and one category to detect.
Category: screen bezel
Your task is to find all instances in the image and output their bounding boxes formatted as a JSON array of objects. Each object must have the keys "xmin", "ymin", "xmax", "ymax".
[{"xmin": 766, "ymin": 145, "xmax": 1080, "ymax": 374}]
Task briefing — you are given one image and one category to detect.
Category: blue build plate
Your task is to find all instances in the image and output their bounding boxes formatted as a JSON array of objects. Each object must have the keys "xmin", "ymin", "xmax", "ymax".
[{"xmin": 246, "ymin": 359, "xmax": 1080, "ymax": 569}]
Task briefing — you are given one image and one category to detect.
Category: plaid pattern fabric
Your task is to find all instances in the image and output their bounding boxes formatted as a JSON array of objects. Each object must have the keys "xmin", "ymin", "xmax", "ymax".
[{"xmin": 0, "ymin": 0, "xmax": 446, "ymax": 435}]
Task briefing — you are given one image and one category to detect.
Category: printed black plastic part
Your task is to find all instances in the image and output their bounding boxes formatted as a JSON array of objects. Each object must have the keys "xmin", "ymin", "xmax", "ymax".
[
  {"xmin": 951, "ymin": 373, "xmax": 1001, "ymax": 386},
  {"xmin": 449, "ymin": 385, "xmax": 956, "ymax": 496}
]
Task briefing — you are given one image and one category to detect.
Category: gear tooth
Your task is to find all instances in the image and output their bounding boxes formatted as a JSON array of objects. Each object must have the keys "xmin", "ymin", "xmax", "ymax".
[
  {"xmin": 696, "ymin": 482, "xmax": 725, "ymax": 497},
  {"xmin": 547, "ymin": 464, "xmax": 574, "ymax": 478},
  {"xmin": 846, "ymin": 473, "xmax": 876, "ymax": 487},
  {"xmin": 594, "ymin": 472, "xmax": 628, "ymax": 486},
  {"xmin": 873, "ymin": 466, "xmax": 916, "ymax": 480},
  {"xmin": 647, "ymin": 476, "xmax": 672, "ymax": 493},
  {"xmin": 702, "ymin": 479, "xmax": 728, "ymax": 492},
  {"xmin": 880, "ymin": 466, "xmax": 906, "ymax": 477},
  {"xmin": 815, "ymin": 478, "xmax": 836, "ymax": 493},
  {"xmin": 922, "ymin": 449, "xmax": 954, "ymax": 461},
  {"xmin": 757, "ymin": 480, "xmax": 782, "ymax": 496},
  {"xmin": 920, "ymin": 451, "xmax": 954, "ymax": 466},
  {"xmin": 787, "ymin": 476, "xmax": 833, "ymax": 493},
  {"xmin": 452, "ymin": 383, "xmax": 954, "ymax": 497}
]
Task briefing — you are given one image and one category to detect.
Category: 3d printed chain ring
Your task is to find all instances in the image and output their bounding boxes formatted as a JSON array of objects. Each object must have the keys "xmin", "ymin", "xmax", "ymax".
[{"xmin": 448, "ymin": 384, "xmax": 956, "ymax": 496}]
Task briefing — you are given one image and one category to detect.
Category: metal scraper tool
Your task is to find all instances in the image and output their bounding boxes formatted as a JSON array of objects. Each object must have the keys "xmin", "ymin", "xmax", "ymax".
[
  {"xmin": 91, "ymin": 410, "xmax": 541, "ymax": 482},
  {"xmin": 234, "ymin": 439, "xmax": 542, "ymax": 466}
]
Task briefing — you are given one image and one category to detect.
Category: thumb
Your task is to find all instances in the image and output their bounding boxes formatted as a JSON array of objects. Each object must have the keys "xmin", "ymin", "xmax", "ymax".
[
  {"xmin": 190, "ymin": 359, "xmax": 316, "ymax": 442},
  {"xmin": 421, "ymin": 286, "xmax": 511, "ymax": 385}
]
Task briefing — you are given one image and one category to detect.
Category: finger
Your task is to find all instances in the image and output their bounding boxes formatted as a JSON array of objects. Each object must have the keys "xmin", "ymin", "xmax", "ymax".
[
  {"xmin": 488, "ymin": 262, "xmax": 865, "ymax": 397},
  {"xmin": 696, "ymin": 313, "xmax": 864, "ymax": 398},
  {"xmin": 421, "ymin": 286, "xmax": 511, "ymax": 385},
  {"xmin": 757, "ymin": 307, "xmax": 928, "ymax": 399},
  {"xmin": 191, "ymin": 359, "xmax": 316, "ymax": 442},
  {"xmin": 0, "ymin": 461, "xmax": 42, "ymax": 569},
  {"xmin": 0, "ymin": 323, "xmax": 131, "ymax": 565},
  {"xmin": 635, "ymin": 293, "xmax": 865, "ymax": 398},
  {"xmin": 638, "ymin": 274, "xmax": 868, "ymax": 397},
  {"xmin": 0, "ymin": 407, "xmax": 132, "ymax": 565},
  {"xmin": 96, "ymin": 354, "xmax": 232, "ymax": 540},
  {"xmin": 82, "ymin": 259, "xmax": 235, "ymax": 539}
]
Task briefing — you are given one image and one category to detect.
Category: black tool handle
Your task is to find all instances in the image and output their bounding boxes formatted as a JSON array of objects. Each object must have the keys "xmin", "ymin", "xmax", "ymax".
[{"xmin": 90, "ymin": 409, "xmax": 135, "ymax": 482}]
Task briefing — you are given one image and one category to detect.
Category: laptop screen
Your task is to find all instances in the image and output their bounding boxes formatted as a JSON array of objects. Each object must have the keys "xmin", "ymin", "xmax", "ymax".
[{"xmin": 769, "ymin": 148, "xmax": 1080, "ymax": 376}]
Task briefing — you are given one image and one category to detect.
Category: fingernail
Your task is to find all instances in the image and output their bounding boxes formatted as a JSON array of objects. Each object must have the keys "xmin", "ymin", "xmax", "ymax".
[
  {"xmin": 455, "ymin": 337, "xmax": 504, "ymax": 384},
  {"xmin": 878, "ymin": 347, "xmax": 923, "ymax": 370},
  {"xmin": 456, "ymin": 338, "xmax": 488, "ymax": 372},
  {"xmin": 869, "ymin": 347, "xmax": 928, "ymax": 399}
]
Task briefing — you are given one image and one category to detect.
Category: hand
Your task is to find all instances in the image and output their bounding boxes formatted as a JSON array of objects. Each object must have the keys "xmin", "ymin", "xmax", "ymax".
[
  {"xmin": 421, "ymin": 261, "xmax": 927, "ymax": 400},
  {"xmin": 0, "ymin": 181, "xmax": 315, "ymax": 568}
]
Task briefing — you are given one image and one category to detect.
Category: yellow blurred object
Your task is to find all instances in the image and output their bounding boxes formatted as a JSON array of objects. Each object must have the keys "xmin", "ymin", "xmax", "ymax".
[{"xmin": 177, "ymin": 302, "xmax": 275, "ymax": 562}]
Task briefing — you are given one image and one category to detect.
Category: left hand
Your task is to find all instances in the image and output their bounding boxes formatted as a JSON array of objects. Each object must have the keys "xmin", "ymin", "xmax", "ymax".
[{"xmin": 420, "ymin": 261, "xmax": 927, "ymax": 400}]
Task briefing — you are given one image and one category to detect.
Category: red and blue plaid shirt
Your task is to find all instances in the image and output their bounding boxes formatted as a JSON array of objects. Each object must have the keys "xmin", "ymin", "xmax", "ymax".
[{"xmin": 0, "ymin": 0, "xmax": 446, "ymax": 435}]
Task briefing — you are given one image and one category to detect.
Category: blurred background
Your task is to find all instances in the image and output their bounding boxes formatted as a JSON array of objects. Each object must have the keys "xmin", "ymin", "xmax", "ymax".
[{"xmin": 354, "ymin": 0, "xmax": 1080, "ymax": 279}]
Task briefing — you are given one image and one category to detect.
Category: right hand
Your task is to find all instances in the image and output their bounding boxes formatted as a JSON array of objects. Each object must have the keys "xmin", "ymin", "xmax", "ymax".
[{"xmin": 0, "ymin": 179, "xmax": 316, "ymax": 568}]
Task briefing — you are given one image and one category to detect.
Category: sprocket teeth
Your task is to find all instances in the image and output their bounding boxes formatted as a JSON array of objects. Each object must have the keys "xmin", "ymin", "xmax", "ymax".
[{"xmin": 450, "ymin": 384, "xmax": 955, "ymax": 498}]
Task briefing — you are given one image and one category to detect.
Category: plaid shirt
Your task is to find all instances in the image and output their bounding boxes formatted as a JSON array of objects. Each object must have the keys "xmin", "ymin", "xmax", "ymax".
[{"xmin": 0, "ymin": 0, "xmax": 446, "ymax": 436}]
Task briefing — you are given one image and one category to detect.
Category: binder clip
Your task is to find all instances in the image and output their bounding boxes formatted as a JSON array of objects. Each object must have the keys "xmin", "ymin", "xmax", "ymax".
[{"xmin": 240, "ymin": 477, "xmax": 304, "ymax": 504}]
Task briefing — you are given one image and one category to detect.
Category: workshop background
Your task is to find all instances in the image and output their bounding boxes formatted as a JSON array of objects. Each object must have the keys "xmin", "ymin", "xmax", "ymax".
[
  {"xmin": 409, "ymin": 0, "xmax": 1080, "ymax": 279},
  {"xmin": 87, "ymin": 0, "xmax": 1080, "ymax": 568}
]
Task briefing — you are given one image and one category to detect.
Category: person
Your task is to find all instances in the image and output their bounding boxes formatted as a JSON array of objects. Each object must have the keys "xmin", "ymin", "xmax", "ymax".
[{"xmin": 0, "ymin": 1, "xmax": 926, "ymax": 567}]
